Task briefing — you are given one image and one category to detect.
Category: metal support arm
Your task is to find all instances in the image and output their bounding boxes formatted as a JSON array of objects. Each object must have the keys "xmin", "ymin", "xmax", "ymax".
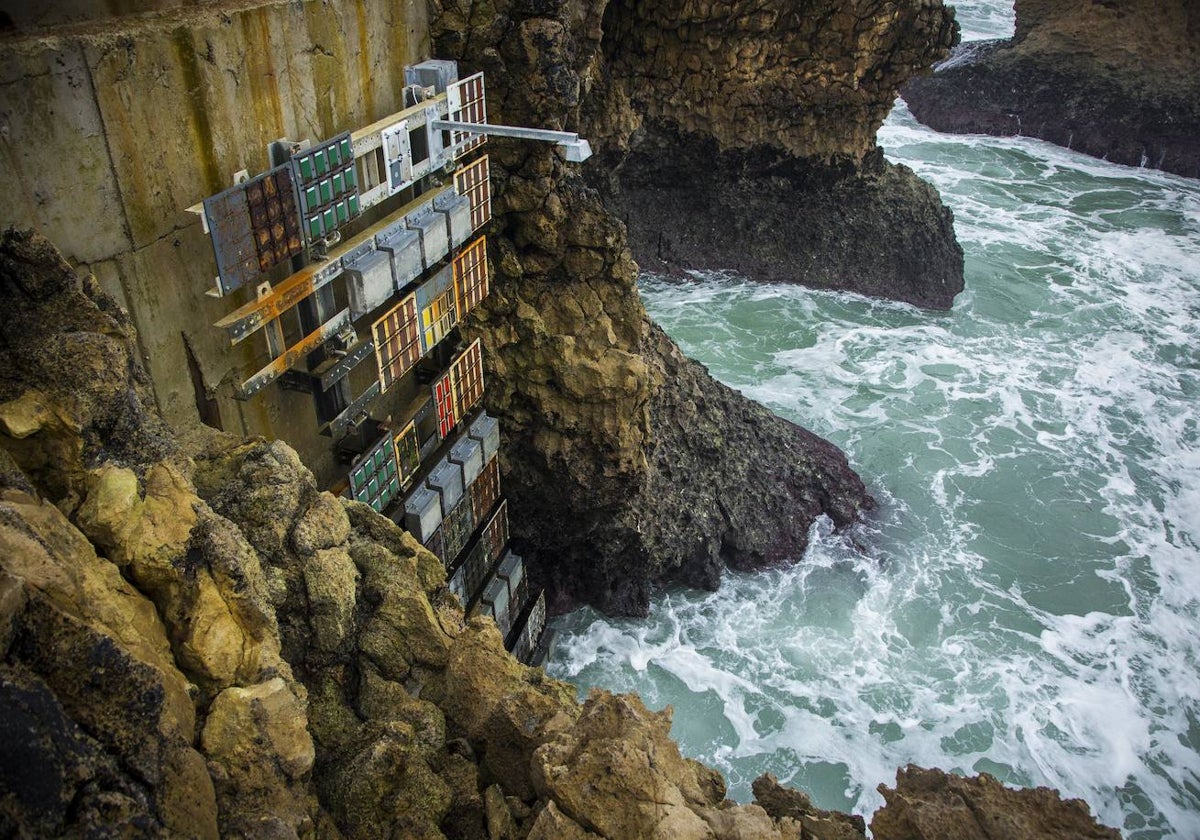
[{"xmin": 431, "ymin": 120, "xmax": 592, "ymax": 162}]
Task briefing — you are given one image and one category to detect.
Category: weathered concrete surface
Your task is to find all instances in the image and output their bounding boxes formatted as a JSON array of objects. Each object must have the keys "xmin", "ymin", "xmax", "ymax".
[{"xmin": 0, "ymin": 0, "xmax": 428, "ymax": 471}]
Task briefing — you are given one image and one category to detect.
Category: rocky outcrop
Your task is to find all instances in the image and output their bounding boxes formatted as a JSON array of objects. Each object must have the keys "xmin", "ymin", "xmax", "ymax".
[
  {"xmin": 871, "ymin": 766, "xmax": 1123, "ymax": 840},
  {"xmin": 0, "ymin": 228, "xmax": 806, "ymax": 840},
  {"xmin": 0, "ymin": 230, "xmax": 1121, "ymax": 840},
  {"xmin": 902, "ymin": 0, "xmax": 1200, "ymax": 178},
  {"xmin": 433, "ymin": 0, "xmax": 876, "ymax": 616},
  {"xmin": 581, "ymin": 0, "xmax": 964, "ymax": 309}
]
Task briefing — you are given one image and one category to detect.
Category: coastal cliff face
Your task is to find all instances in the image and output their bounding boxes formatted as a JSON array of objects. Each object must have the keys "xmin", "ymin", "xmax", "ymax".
[
  {"xmin": 0, "ymin": 230, "xmax": 1122, "ymax": 840},
  {"xmin": 431, "ymin": 0, "xmax": 874, "ymax": 616},
  {"xmin": 582, "ymin": 0, "xmax": 965, "ymax": 309},
  {"xmin": 902, "ymin": 0, "xmax": 1200, "ymax": 177}
]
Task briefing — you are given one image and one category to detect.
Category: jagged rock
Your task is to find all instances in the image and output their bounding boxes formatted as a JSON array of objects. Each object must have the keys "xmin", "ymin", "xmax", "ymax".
[
  {"xmin": 0, "ymin": 489, "xmax": 217, "ymax": 838},
  {"xmin": 434, "ymin": 0, "xmax": 879, "ymax": 616},
  {"xmin": 754, "ymin": 772, "xmax": 868, "ymax": 839},
  {"xmin": 76, "ymin": 462, "xmax": 282, "ymax": 692},
  {"xmin": 201, "ymin": 677, "xmax": 319, "ymax": 838},
  {"xmin": 902, "ymin": 0, "xmax": 1200, "ymax": 178},
  {"xmin": 322, "ymin": 721, "xmax": 453, "ymax": 840},
  {"xmin": 530, "ymin": 691, "xmax": 724, "ymax": 838},
  {"xmin": 432, "ymin": 618, "xmax": 578, "ymax": 799},
  {"xmin": 578, "ymin": 0, "xmax": 963, "ymax": 308},
  {"xmin": 484, "ymin": 783, "xmax": 520, "ymax": 840},
  {"xmin": 303, "ymin": 547, "xmax": 359, "ymax": 653},
  {"xmin": 870, "ymin": 766, "xmax": 1122, "ymax": 840},
  {"xmin": 291, "ymin": 492, "xmax": 352, "ymax": 556},
  {"xmin": 526, "ymin": 800, "xmax": 603, "ymax": 839},
  {"xmin": 0, "ymin": 229, "xmax": 173, "ymax": 501}
]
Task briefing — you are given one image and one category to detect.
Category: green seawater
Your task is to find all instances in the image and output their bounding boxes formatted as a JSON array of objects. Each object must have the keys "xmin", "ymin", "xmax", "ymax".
[{"xmin": 546, "ymin": 4, "xmax": 1200, "ymax": 837}]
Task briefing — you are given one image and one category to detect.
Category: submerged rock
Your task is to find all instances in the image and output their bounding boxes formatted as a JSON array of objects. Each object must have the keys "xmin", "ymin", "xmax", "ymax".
[{"xmin": 902, "ymin": 0, "xmax": 1200, "ymax": 178}]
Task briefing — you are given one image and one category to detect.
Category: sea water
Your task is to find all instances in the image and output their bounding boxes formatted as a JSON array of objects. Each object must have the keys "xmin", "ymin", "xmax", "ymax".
[{"xmin": 546, "ymin": 2, "xmax": 1200, "ymax": 837}]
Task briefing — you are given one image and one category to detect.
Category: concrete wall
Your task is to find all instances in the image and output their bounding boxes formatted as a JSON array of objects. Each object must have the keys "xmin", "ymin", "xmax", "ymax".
[{"xmin": 0, "ymin": 0, "xmax": 429, "ymax": 481}]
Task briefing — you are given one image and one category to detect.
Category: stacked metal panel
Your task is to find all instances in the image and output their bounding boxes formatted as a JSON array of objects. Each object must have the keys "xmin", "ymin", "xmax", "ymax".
[
  {"xmin": 450, "ymin": 339, "xmax": 484, "ymax": 420},
  {"xmin": 403, "ymin": 484, "xmax": 442, "ymax": 542},
  {"xmin": 480, "ymin": 575, "xmax": 512, "ymax": 638},
  {"xmin": 372, "ymin": 294, "xmax": 421, "ymax": 393},
  {"xmin": 375, "ymin": 220, "xmax": 423, "ymax": 289},
  {"xmin": 343, "ymin": 241, "xmax": 395, "ymax": 319},
  {"xmin": 470, "ymin": 456, "xmax": 501, "ymax": 524},
  {"xmin": 394, "ymin": 420, "xmax": 421, "ymax": 487},
  {"xmin": 292, "ymin": 133, "xmax": 361, "ymax": 243},
  {"xmin": 441, "ymin": 495, "xmax": 475, "ymax": 563},
  {"xmin": 432, "ymin": 369, "xmax": 457, "ymax": 442},
  {"xmin": 450, "ymin": 435, "xmax": 484, "ymax": 487},
  {"xmin": 454, "ymin": 156, "xmax": 492, "ymax": 233},
  {"xmin": 511, "ymin": 590, "xmax": 546, "ymax": 665},
  {"xmin": 426, "ymin": 457, "xmax": 464, "ymax": 516},
  {"xmin": 481, "ymin": 499, "xmax": 509, "ymax": 565},
  {"xmin": 202, "ymin": 164, "xmax": 304, "ymax": 295},
  {"xmin": 458, "ymin": 539, "xmax": 489, "ymax": 604},
  {"xmin": 348, "ymin": 433, "xmax": 402, "ymax": 512},
  {"xmin": 452, "ymin": 237, "xmax": 489, "ymax": 320},
  {"xmin": 469, "ymin": 412, "xmax": 500, "ymax": 461},
  {"xmin": 424, "ymin": 526, "xmax": 446, "ymax": 569},
  {"xmin": 406, "ymin": 204, "xmax": 450, "ymax": 271},
  {"xmin": 416, "ymin": 267, "xmax": 457, "ymax": 354}
]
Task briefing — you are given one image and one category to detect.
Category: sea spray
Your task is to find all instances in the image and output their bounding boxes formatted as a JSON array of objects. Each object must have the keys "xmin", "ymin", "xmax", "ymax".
[{"xmin": 547, "ymin": 3, "xmax": 1200, "ymax": 836}]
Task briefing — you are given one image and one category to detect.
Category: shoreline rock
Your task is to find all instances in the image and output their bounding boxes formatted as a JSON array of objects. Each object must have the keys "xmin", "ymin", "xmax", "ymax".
[
  {"xmin": 581, "ymin": 0, "xmax": 965, "ymax": 310},
  {"xmin": 433, "ymin": 0, "xmax": 877, "ymax": 617},
  {"xmin": 902, "ymin": 0, "xmax": 1200, "ymax": 178},
  {"xmin": 0, "ymin": 228, "xmax": 1123, "ymax": 840}
]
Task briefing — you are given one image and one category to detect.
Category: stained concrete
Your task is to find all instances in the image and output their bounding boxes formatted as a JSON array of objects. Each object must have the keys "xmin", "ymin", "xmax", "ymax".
[{"xmin": 0, "ymin": 0, "xmax": 429, "ymax": 483}]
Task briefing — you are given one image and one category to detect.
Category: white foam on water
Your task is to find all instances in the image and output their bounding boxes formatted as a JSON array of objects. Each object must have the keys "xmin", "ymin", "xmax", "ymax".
[{"xmin": 548, "ymin": 2, "xmax": 1200, "ymax": 836}]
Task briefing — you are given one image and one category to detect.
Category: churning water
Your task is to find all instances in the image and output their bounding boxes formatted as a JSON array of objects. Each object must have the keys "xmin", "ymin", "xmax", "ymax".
[{"xmin": 547, "ymin": 2, "xmax": 1200, "ymax": 836}]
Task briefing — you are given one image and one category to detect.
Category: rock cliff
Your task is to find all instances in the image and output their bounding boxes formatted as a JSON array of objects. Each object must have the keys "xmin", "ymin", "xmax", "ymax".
[
  {"xmin": 902, "ymin": 0, "xmax": 1200, "ymax": 178},
  {"xmin": 577, "ymin": 0, "xmax": 964, "ymax": 309},
  {"xmin": 0, "ymin": 229, "xmax": 1122, "ymax": 840},
  {"xmin": 431, "ymin": 0, "xmax": 875, "ymax": 616}
]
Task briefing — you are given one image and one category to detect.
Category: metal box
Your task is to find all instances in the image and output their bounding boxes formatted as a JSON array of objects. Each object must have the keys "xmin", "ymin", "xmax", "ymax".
[
  {"xmin": 406, "ymin": 205, "xmax": 450, "ymax": 270},
  {"xmin": 405, "ymin": 59, "xmax": 459, "ymax": 95},
  {"xmin": 481, "ymin": 576, "xmax": 512, "ymax": 639},
  {"xmin": 498, "ymin": 552, "xmax": 524, "ymax": 603},
  {"xmin": 426, "ymin": 457, "xmax": 464, "ymax": 516},
  {"xmin": 449, "ymin": 435, "xmax": 484, "ymax": 487},
  {"xmin": 469, "ymin": 412, "xmax": 500, "ymax": 460},
  {"xmin": 375, "ymin": 221, "xmax": 423, "ymax": 289},
  {"xmin": 433, "ymin": 192, "xmax": 473, "ymax": 249},
  {"xmin": 403, "ymin": 485, "xmax": 442, "ymax": 543},
  {"xmin": 343, "ymin": 243, "xmax": 395, "ymax": 319}
]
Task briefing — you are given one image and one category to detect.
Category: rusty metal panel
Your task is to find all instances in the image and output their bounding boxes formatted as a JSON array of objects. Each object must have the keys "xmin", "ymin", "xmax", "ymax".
[
  {"xmin": 470, "ymin": 455, "xmax": 501, "ymax": 524},
  {"xmin": 447, "ymin": 72, "xmax": 487, "ymax": 159},
  {"xmin": 372, "ymin": 293, "xmax": 420, "ymax": 393},
  {"xmin": 454, "ymin": 156, "xmax": 492, "ymax": 233},
  {"xmin": 482, "ymin": 498, "xmax": 509, "ymax": 564},
  {"xmin": 450, "ymin": 338, "xmax": 485, "ymax": 420},
  {"xmin": 452, "ymin": 236, "xmax": 489, "ymax": 320},
  {"xmin": 203, "ymin": 164, "xmax": 304, "ymax": 295}
]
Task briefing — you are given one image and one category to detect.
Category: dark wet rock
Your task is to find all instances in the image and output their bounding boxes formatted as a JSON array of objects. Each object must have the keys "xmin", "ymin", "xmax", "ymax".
[{"xmin": 903, "ymin": 0, "xmax": 1200, "ymax": 178}]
